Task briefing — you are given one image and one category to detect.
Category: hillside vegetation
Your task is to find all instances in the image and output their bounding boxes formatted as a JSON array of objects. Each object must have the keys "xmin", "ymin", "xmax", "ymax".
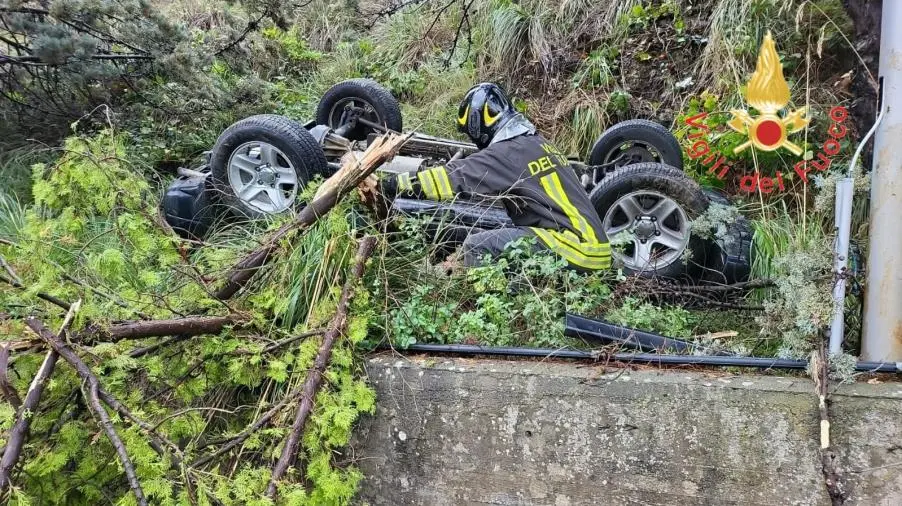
[{"xmin": 0, "ymin": 0, "xmax": 873, "ymax": 503}]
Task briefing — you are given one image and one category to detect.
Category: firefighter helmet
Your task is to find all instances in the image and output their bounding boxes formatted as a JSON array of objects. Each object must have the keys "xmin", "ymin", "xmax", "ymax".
[{"xmin": 457, "ymin": 83, "xmax": 516, "ymax": 149}]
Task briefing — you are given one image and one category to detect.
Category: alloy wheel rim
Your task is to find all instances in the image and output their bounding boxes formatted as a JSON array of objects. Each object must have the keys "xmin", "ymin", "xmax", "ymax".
[
  {"xmin": 602, "ymin": 190, "xmax": 691, "ymax": 270},
  {"xmin": 227, "ymin": 141, "xmax": 299, "ymax": 214}
]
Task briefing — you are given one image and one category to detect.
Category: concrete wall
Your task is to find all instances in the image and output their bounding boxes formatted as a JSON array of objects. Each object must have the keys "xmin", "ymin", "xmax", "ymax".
[{"xmin": 350, "ymin": 355, "xmax": 902, "ymax": 506}]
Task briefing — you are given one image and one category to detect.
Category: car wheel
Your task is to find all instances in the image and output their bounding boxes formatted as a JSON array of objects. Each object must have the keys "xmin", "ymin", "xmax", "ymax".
[
  {"xmin": 590, "ymin": 162, "xmax": 709, "ymax": 278},
  {"xmin": 315, "ymin": 79, "xmax": 403, "ymax": 140},
  {"xmin": 588, "ymin": 119, "xmax": 683, "ymax": 184},
  {"xmin": 210, "ymin": 114, "xmax": 328, "ymax": 218}
]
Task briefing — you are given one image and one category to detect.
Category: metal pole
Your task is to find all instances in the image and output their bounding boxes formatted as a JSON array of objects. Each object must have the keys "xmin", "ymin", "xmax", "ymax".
[
  {"xmin": 829, "ymin": 178, "xmax": 853, "ymax": 355},
  {"xmin": 862, "ymin": 2, "xmax": 902, "ymax": 361}
]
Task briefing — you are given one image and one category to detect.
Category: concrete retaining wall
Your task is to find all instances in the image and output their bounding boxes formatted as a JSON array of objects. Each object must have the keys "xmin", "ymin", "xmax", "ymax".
[{"xmin": 350, "ymin": 355, "xmax": 902, "ymax": 505}]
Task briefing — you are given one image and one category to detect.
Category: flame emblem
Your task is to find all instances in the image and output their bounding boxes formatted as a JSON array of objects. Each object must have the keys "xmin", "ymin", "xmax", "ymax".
[{"xmin": 727, "ymin": 32, "xmax": 808, "ymax": 155}]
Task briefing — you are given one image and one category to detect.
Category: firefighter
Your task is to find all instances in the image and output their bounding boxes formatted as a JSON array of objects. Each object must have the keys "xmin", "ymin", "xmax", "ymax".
[{"xmin": 383, "ymin": 82, "xmax": 611, "ymax": 271}]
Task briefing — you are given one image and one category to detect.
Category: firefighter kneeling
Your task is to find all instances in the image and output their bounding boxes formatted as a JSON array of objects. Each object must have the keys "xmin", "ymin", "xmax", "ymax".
[{"xmin": 381, "ymin": 83, "xmax": 611, "ymax": 272}]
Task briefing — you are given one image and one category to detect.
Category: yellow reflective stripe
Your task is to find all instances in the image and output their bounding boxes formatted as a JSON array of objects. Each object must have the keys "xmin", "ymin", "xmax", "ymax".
[
  {"xmin": 539, "ymin": 173, "xmax": 599, "ymax": 243},
  {"xmin": 483, "ymin": 103, "xmax": 500, "ymax": 126},
  {"xmin": 417, "ymin": 170, "xmax": 439, "ymax": 200},
  {"xmin": 533, "ymin": 232, "xmax": 611, "ymax": 270},
  {"xmin": 548, "ymin": 230, "xmax": 611, "ymax": 256},
  {"xmin": 458, "ymin": 105, "xmax": 469, "ymax": 126},
  {"xmin": 532, "ymin": 228, "xmax": 611, "ymax": 270},
  {"xmin": 425, "ymin": 169, "xmax": 443, "ymax": 199},
  {"xmin": 553, "ymin": 174, "xmax": 599, "ymax": 243},
  {"xmin": 398, "ymin": 172, "xmax": 413, "ymax": 192},
  {"xmin": 430, "ymin": 166, "xmax": 454, "ymax": 199}
]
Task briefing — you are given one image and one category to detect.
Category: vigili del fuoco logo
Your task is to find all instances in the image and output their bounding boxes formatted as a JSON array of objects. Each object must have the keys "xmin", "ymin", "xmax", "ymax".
[{"xmin": 682, "ymin": 31, "xmax": 848, "ymax": 194}]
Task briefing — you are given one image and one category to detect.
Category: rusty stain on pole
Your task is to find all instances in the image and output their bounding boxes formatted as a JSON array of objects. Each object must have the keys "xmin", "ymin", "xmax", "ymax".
[{"xmin": 862, "ymin": 2, "xmax": 902, "ymax": 361}]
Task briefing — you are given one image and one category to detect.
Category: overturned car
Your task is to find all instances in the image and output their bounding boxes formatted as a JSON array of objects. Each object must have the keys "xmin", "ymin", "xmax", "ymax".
[{"xmin": 163, "ymin": 79, "xmax": 752, "ymax": 282}]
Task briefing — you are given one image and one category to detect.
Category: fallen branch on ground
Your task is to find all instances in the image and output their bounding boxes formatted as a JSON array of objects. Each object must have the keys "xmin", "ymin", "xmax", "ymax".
[
  {"xmin": 25, "ymin": 318, "xmax": 185, "ymax": 461},
  {"xmin": 266, "ymin": 235, "xmax": 378, "ymax": 498},
  {"xmin": 0, "ymin": 274, "xmax": 71, "ymax": 311},
  {"xmin": 25, "ymin": 316, "xmax": 148, "ymax": 505},
  {"xmin": 0, "ymin": 301, "xmax": 80, "ymax": 493},
  {"xmin": 0, "ymin": 344, "xmax": 21, "ymax": 409},
  {"xmin": 214, "ymin": 133, "xmax": 410, "ymax": 300},
  {"xmin": 612, "ymin": 276, "xmax": 772, "ymax": 310},
  {"xmin": 102, "ymin": 315, "xmax": 242, "ymax": 341}
]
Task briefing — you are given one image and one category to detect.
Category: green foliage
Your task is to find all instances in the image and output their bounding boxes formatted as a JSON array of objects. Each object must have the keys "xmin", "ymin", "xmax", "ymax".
[
  {"xmin": 262, "ymin": 26, "xmax": 323, "ymax": 75},
  {"xmin": 0, "ymin": 146, "xmax": 56, "ymax": 203},
  {"xmin": 604, "ymin": 297, "xmax": 696, "ymax": 339},
  {"xmin": 691, "ymin": 202, "xmax": 742, "ymax": 246},
  {"xmin": 0, "ymin": 190, "xmax": 26, "ymax": 242},
  {"xmin": 1, "ymin": 130, "xmax": 374, "ymax": 504},
  {"xmin": 749, "ymin": 199, "xmax": 834, "ymax": 358},
  {"xmin": 621, "ymin": 1, "xmax": 683, "ymax": 31},
  {"xmin": 381, "ymin": 232, "xmax": 616, "ymax": 349}
]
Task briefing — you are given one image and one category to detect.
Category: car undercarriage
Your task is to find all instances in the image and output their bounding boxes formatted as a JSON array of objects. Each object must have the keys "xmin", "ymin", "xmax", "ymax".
[{"xmin": 163, "ymin": 78, "xmax": 752, "ymax": 282}]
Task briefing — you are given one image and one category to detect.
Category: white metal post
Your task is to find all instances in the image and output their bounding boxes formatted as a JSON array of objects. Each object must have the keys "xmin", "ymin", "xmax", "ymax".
[
  {"xmin": 862, "ymin": 1, "xmax": 902, "ymax": 361},
  {"xmin": 830, "ymin": 178, "xmax": 854, "ymax": 355}
]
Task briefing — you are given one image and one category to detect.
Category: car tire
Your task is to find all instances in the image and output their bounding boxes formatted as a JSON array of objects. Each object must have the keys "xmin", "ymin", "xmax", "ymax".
[
  {"xmin": 701, "ymin": 189, "xmax": 753, "ymax": 284},
  {"xmin": 315, "ymin": 78, "xmax": 403, "ymax": 140},
  {"xmin": 590, "ymin": 162, "xmax": 709, "ymax": 278},
  {"xmin": 210, "ymin": 114, "xmax": 327, "ymax": 218},
  {"xmin": 589, "ymin": 120, "xmax": 683, "ymax": 183}
]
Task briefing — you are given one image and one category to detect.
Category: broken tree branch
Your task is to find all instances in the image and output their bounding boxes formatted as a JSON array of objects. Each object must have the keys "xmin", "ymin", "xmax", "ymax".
[
  {"xmin": 26, "ymin": 320, "xmax": 184, "ymax": 459},
  {"xmin": 0, "ymin": 344, "xmax": 21, "ymax": 409},
  {"xmin": 102, "ymin": 315, "xmax": 241, "ymax": 341},
  {"xmin": 82, "ymin": 380, "xmax": 147, "ymax": 505},
  {"xmin": 214, "ymin": 133, "xmax": 410, "ymax": 301},
  {"xmin": 0, "ymin": 254, "xmax": 22, "ymax": 285},
  {"xmin": 25, "ymin": 316, "xmax": 149, "ymax": 505},
  {"xmin": 0, "ymin": 301, "xmax": 80, "ymax": 493},
  {"xmin": 0, "ymin": 273, "xmax": 71, "ymax": 311},
  {"xmin": 191, "ymin": 387, "xmax": 308, "ymax": 466},
  {"xmin": 266, "ymin": 235, "xmax": 378, "ymax": 498}
]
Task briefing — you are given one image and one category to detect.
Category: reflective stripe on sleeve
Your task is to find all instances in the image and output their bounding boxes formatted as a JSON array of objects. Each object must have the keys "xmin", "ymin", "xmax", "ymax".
[
  {"xmin": 397, "ymin": 172, "xmax": 413, "ymax": 192},
  {"xmin": 430, "ymin": 166, "xmax": 454, "ymax": 199},
  {"xmin": 531, "ymin": 228, "xmax": 611, "ymax": 270},
  {"xmin": 539, "ymin": 173, "xmax": 599, "ymax": 243},
  {"xmin": 417, "ymin": 170, "xmax": 439, "ymax": 200}
]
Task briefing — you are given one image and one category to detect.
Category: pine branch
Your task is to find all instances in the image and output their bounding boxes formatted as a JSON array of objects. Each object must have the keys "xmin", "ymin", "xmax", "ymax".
[
  {"xmin": 81, "ymin": 381, "xmax": 147, "ymax": 505},
  {"xmin": 0, "ymin": 302, "xmax": 80, "ymax": 493},
  {"xmin": 0, "ymin": 344, "xmax": 21, "ymax": 409},
  {"xmin": 214, "ymin": 9, "xmax": 268, "ymax": 56},
  {"xmin": 191, "ymin": 387, "xmax": 308, "ymax": 467},
  {"xmin": 25, "ymin": 316, "xmax": 150, "ymax": 506},
  {"xmin": 265, "ymin": 235, "xmax": 378, "ymax": 498},
  {"xmin": 0, "ymin": 53, "xmax": 154, "ymax": 66},
  {"xmin": 0, "ymin": 274, "xmax": 71, "ymax": 311}
]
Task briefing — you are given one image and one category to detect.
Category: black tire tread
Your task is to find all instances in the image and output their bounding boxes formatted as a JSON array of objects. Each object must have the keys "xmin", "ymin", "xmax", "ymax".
[
  {"xmin": 589, "ymin": 119, "xmax": 683, "ymax": 171},
  {"xmin": 592, "ymin": 162, "xmax": 707, "ymax": 214},
  {"xmin": 700, "ymin": 189, "xmax": 753, "ymax": 283},
  {"xmin": 315, "ymin": 79, "xmax": 403, "ymax": 138}
]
